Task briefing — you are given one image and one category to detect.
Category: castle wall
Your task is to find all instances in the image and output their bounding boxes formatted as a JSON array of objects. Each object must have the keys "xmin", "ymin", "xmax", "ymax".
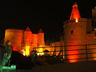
[
  {"xmin": 4, "ymin": 27, "xmax": 45, "ymax": 56},
  {"xmin": 51, "ymin": 41, "xmax": 64, "ymax": 57},
  {"xmin": 4, "ymin": 29, "xmax": 24, "ymax": 51},
  {"xmin": 24, "ymin": 29, "xmax": 33, "ymax": 46},
  {"xmin": 87, "ymin": 30, "xmax": 96, "ymax": 60},
  {"xmin": 38, "ymin": 32, "xmax": 45, "ymax": 46},
  {"xmin": 32, "ymin": 34, "xmax": 38, "ymax": 49},
  {"xmin": 64, "ymin": 18, "xmax": 89, "ymax": 63}
]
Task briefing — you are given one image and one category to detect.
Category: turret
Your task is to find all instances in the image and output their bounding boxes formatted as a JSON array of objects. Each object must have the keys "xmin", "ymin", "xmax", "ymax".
[
  {"xmin": 26, "ymin": 26, "xmax": 32, "ymax": 32},
  {"xmin": 70, "ymin": 2, "xmax": 80, "ymax": 23},
  {"xmin": 38, "ymin": 28, "xmax": 44, "ymax": 33},
  {"xmin": 24, "ymin": 26, "xmax": 33, "ymax": 56},
  {"xmin": 38, "ymin": 28, "xmax": 45, "ymax": 46},
  {"xmin": 64, "ymin": 3, "xmax": 87, "ymax": 63}
]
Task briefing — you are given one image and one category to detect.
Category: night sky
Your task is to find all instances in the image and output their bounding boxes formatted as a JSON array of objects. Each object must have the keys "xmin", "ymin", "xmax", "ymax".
[{"xmin": 0, "ymin": 0, "xmax": 96, "ymax": 42}]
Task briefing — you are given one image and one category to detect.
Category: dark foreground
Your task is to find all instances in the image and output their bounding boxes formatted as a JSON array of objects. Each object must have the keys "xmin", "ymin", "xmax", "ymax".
[
  {"xmin": 1, "ymin": 51, "xmax": 96, "ymax": 72},
  {"xmin": 31, "ymin": 61, "xmax": 96, "ymax": 72},
  {"xmin": 2, "ymin": 61, "xmax": 96, "ymax": 72}
]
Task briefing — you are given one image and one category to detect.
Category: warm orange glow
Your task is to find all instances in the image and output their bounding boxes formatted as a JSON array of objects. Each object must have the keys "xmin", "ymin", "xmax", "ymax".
[
  {"xmin": 25, "ymin": 46, "xmax": 30, "ymax": 56},
  {"xmin": 24, "ymin": 26, "xmax": 33, "ymax": 47},
  {"xmin": 4, "ymin": 29, "xmax": 24, "ymax": 51},
  {"xmin": 68, "ymin": 55, "xmax": 78, "ymax": 63},
  {"xmin": 8, "ymin": 41, "xmax": 12, "ymax": 45},
  {"xmin": 92, "ymin": 52, "xmax": 96, "ymax": 60},
  {"xmin": 22, "ymin": 49, "xmax": 26, "ymax": 56},
  {"xmin": 67, "ymin": 46, "xmax": 79, "ymax": 63},
  {"xmin": 76, "ymin": 18, "xmax": 78, "ymax": 23},
  {"xmin": 37, "ymin": 47, "xmax": 44, "ymax": 56},
  {"xmin": 13, "ymin": 46, "xmax": 18, "ymax": 51},
  {"xmin": 4, "ymin": 27, "xmax": 45, "ymax": 56},
  {"xmin": 70, "ymin": 3, "xmax": 80, "ymax": 23},
  {"xmin": 93, "ymin": 58, "xmax": 96, "ymax": 60}
]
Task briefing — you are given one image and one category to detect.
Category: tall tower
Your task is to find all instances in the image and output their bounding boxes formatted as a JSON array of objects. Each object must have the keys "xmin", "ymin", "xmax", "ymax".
[
  {"xmin": 70, "ymin": 2, "xmax": 80, "ymax": 23},
  {"xmin": 38, "ymin": 28, "xmax": 45, "ymax": 47},
  {"xmin": 64, "ymin": 3, "xmax": 90, "ymax": 63},
  {"xmin": 24, "ymin": 26, "xmax": 33, "ymax": 56}
]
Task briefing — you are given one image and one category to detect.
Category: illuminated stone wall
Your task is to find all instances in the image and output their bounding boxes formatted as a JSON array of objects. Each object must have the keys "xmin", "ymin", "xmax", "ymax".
[
  {"xmin": 86, "ymin": 6, "xmax": 96, "ymax": 60},
  {"xmin": 87, "ymin": 30, "xmax": 96, "ymax": 60},
  {"xmin": 51, "ymin": 41, "xmax": 64, "ymax": 57},
  {"xmin": 32, "ymin": 34, "xmax": 38, "ymax": 49},
  {"xmin": 4, "ymin": 27, "xmax": 45, "ymax": 56},
  {"xmin": 38, "ymin": 29, "xmax": 45, "ymax": 46},
  {"xmin": 64, "ymin": 18, "xmax": 89, "ymax": 63},
  {"xmin": 70, "ymin": 2, "xmax": 80, "ymax": 23},
  {"xmin": 4, "ymin": 29, "xmax": 24, "ymax": 51},
  {"xmin": 63, "ymin": 2, "xmax": 93, "ymax": 63}
]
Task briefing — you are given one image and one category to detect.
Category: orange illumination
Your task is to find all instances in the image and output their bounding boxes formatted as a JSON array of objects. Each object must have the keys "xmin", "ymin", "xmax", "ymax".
[
  {"xmin": 24, "ymin": 26, "xmax": 33, "ymax": 48},
  {"xmin": 25, "ymin": 46, "xmax": 30, "ymax": 56},
  {"xmin": 8, "ymin": 41, "xmax": 12, "ymax": 46},
  {"xmin": 67, "ymin": 46, "xmax": 79, "ymax": 63},
  {"xmin": 22, "ymin": 49, "xmax": 26, "ymax": 56},
  {"xmin": 70, "ymin": 3, "xmax": 80, "ymax": 23},
  {"xmin": 4, "ymin": 27, "xmax": 45, "ymax": 56},
  {"xmin": 93, "ymin": 58, "xmax": 96, "ymax": 60},
  {"xmin": 68, "ymin": 55, "xmax": 78, "ymax": 63},
  {"xmin": 13, "ymin": 46, "xmax": 18, "ymax": 51},
  {"xmin": 37, "ymin": 47, "xmax": 44, "ymax": 56},
  {"xmin": 76, "ymin": 18, "xmax": 78, "ymax": 23},
  {"xmin": 4, "ymin": 29, "xmax": 24, "ymax": 52}
]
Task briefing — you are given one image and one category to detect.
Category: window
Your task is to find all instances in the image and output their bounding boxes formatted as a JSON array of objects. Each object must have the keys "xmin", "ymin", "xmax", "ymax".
[{"xmin": 71, "ymin": 30, "xmax": 74, "ymax": 34}]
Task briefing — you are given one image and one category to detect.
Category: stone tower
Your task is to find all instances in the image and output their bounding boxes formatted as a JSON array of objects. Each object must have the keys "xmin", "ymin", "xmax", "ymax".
[
  {"xmin": 70, "ymin": 2, "xmax": 80, "ymax": 23},
  {"xmin": 23, "ymin": 26, "xmax": 33, "ymax": 56},
  {"xmin": 38, "ymin": 28, "xmax": 45, "ymax": 47},
  {"xmin": 64, "ymin": 3, "xmax": 92, "ymax": 63},
  {"xmin": 24, "ymin": 26, "xmax": 33, "ymax": 47}
]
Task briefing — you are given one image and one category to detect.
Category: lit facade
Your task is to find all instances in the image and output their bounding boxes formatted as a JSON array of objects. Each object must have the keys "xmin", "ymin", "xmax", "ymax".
[
  {"xmin": 64, "ymin": 3, "xmax": 96, "ymax": 63},
  {"xmin": 3, "ymin": 3, "xmax": 96, "ymax": 63},
  {"xmin": 51, "ymin": 41, "xmax": 64, "ymax": 56},
  {"xmin": 4, "ymin": 26, "xmax": 45, "ymax": 56},
  {"xmin": 70, "ymin": 2, "xmax": 80, "ymax": 23}
]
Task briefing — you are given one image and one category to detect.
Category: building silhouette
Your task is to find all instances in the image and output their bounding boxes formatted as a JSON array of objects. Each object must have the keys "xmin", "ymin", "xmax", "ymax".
[
  {"xmin": 64, "ymin": 3, "xmax": 96, "ymax": 63},
  {"xmin": 3, "ymin": 2, "xmax": 96, "ymax": 63},
  {"xmin": 4, "ymin": 26, "xmax": 45, "ymax": 56}
]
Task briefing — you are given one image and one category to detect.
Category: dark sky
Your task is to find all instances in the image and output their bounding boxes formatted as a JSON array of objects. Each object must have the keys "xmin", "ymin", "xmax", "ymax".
[{"xmin": 0, "ymin": 0, "xmax": 96, "ymax": 42}]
